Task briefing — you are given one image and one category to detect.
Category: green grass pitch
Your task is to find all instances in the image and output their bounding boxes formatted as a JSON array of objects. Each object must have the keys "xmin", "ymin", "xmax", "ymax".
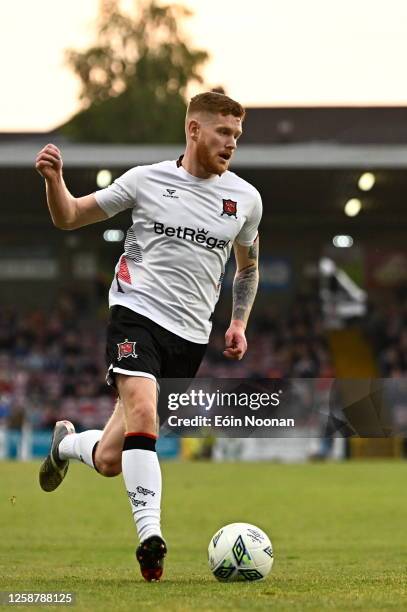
[{"xmin": 0, "ymin": 460, "xmax": 406, "ymax": 611}]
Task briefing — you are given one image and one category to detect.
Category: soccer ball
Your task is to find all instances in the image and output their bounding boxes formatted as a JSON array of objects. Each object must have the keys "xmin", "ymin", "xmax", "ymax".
[{"xmin": 208, "ymin": 522, "xmax": 274, "ymax": 582}]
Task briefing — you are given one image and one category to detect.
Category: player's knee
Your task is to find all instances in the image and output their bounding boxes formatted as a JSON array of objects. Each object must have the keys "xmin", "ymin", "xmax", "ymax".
[
  {"xmin": 97, "ymin": 459, "xmax": 122, "ymax": 477},
  {"xmin": 126, "ymin": 399, "xmax": 156, "ymax": 422},
  {"xmin": 94, "ymin": 448, "xmax": 122, "ymax": 477}
]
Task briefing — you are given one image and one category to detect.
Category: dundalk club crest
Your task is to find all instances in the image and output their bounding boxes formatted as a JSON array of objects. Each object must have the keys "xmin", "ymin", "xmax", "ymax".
[
  {"xmin": 221, "ymin": 198, "xmax": 238, "ymax": 218},
  {"xmin": 117, "ymin": 339, "xmax": 138, "ymax": 361}
]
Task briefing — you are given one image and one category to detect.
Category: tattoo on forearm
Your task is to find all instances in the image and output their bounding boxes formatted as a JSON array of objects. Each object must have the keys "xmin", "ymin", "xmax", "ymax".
[
  {"xmin": 232, "ymin": 240, "xmax": 259, "ymax": 323},
  {"xmin": 232, "ymin": 266, "xmax": 259, "ymax": 322}
]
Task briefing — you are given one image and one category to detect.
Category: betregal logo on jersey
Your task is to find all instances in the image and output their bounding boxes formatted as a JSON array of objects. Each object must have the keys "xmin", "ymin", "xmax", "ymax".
[{"xmin": 153, "ymin": 222, "xmax": 230, "ymax": 250}]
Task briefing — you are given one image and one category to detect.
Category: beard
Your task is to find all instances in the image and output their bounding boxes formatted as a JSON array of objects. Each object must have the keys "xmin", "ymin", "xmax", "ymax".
[{"xmin": 196, "ymin": 139, "xmax": 226, "ymax": 176}]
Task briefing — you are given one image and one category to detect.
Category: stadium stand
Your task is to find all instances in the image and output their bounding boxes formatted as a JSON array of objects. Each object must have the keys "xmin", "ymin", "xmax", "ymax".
[{"xmin": 0, "ymin": 293, "xmax": 334, "ymax": 431}]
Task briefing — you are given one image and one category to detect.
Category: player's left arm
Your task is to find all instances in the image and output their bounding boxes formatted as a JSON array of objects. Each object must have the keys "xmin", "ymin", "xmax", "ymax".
[{"xmin": 224, "ymin": 236, "xmax": 259, "ymax": 360}]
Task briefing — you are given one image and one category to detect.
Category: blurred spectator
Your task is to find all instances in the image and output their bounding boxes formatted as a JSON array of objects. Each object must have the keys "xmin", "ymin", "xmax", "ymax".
[{"xmin": 367, "ymin": 291, "xmax": 407, "ymax": 377}]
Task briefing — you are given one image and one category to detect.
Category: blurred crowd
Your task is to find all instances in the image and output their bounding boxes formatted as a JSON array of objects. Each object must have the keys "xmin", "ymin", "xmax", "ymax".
[
  {"xmin": 0, "ymin": 294, "xmax": 113, "ymax": 431},
  {"xmin": 200, "ymin": 296, "xmax": 334, "ymax": 379},
  {"xmin": 366, "ymin": 291, "xmax": 407, "ymax": 377},
  {"xmin": 0, "ymin": 293, "xmax": 334, "ymax": 431}
]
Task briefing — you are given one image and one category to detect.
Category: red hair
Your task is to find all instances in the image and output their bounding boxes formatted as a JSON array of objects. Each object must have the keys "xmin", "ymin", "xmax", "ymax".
[{"xmin": 187, "ymin": 92, "xmax": 245, "ymax": 121}]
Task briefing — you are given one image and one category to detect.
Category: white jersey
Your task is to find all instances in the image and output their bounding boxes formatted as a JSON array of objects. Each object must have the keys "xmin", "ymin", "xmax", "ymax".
[{"xmin": 95, "ymin": 158, "xmax": 262, "ymax": 343}]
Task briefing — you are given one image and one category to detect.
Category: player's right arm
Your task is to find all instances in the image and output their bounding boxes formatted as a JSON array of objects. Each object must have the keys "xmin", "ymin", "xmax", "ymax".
[{"xmin": 35, "ymin": 144, "xmax": 108, "ymax": 230}]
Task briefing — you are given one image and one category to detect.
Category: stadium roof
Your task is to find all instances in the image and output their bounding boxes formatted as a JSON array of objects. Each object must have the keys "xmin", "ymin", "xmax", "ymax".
[
  {"xmin": 241, "ymin": 106, "xmax": 407, "ymax": 144},
  {"xmin": 1, "ymin": 141, "xmax": 407, "ymax": 169}
]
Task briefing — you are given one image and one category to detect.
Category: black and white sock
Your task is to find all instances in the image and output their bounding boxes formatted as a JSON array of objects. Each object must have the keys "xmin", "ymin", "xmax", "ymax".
[{"xmin": 122, "ymin": 433, "xmax": 163, "ymax": 543}]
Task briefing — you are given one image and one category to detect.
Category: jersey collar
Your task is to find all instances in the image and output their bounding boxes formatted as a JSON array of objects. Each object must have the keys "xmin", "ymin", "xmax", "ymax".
[{"xmin": 176, "ymin": 155, "xmax": 221, "ymax": 184}]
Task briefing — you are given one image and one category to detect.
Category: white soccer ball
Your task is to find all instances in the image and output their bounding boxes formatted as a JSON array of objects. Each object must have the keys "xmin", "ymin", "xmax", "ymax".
[{"xmin": 208, "ymin": 522, "xmax": 274, "ymax": 582}]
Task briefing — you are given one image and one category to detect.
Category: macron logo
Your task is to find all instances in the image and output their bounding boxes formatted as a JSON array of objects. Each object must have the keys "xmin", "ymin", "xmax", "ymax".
[{"xmin": 163, "ymin": 188, "xmax": 179, "ymax": 199}]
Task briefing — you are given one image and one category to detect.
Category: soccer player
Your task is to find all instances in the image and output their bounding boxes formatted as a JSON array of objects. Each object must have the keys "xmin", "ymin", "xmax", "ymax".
[{"xmin": 35, "ymin": 92, "xmax": 262, "ymax": 581}]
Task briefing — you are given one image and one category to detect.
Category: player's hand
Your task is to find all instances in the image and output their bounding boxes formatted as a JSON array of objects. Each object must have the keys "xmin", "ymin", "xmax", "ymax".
[
  {"xmin": 223, "ymin": 321, "xmax": 247, "ymax": 360},
  {"xmin": 35, "ymin": 143, "xmax": 63, "ymax": 181}
]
